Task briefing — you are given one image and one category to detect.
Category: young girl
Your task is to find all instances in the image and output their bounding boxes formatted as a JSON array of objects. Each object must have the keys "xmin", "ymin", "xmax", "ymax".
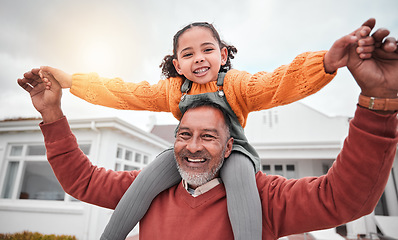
[{"xmin": 41, "ymin": 21, "xmax": 371, "ymax": 240}]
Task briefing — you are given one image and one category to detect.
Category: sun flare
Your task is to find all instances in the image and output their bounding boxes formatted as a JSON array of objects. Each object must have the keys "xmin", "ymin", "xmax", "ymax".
[{"xmin": 82, "ymin": 41, "xmax": 116, "ymax": 71}]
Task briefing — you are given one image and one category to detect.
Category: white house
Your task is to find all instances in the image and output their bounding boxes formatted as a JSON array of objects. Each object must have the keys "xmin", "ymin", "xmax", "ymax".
[
  {"xmin": 0, "ymin": 117, "xmax": 171, "ymax": 240},
  {"xmin": 0, "ymin": 102, "xmax": 397, "ymax": 239},
  {"xmin": 245, "ymin": 102, "xmax": 350, "ymax": 179}
]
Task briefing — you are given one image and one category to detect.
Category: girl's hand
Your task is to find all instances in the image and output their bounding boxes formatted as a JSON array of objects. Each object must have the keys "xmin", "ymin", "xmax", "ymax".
[
  {"xmin": 40, "ymin": 66, "xmax": 73, "ymax": 89},
  {"xmin": 324, "ymin": 18, "xmax": 376, "ymax": 74}
]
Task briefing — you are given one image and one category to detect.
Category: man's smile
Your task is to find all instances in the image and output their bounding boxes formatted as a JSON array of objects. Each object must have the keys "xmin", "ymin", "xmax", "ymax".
[{"xmin": 186, "ymin": 157, "xmax": 207, "ymax": 163}]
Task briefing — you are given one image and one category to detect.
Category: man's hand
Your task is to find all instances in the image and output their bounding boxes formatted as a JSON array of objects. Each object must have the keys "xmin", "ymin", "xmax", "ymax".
[
  {"xmin": 324, "ymin": 18, "xmax": 397, "ymax": 114},
  {"xmin": 347, "ymin": 26, "xmax": 398, "ymax": 99},
  {"xmin": 17, "ymin": 68, "xmax": 64, "ymax": 123}
]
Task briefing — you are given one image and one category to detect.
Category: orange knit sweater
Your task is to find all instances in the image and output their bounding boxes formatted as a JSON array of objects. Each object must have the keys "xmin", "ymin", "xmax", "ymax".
[{"xmin": 71, "ymin": 51, "xmax": 335, "ymax": 127}]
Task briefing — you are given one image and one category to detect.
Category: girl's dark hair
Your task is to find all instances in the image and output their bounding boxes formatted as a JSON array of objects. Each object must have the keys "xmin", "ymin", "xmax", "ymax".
[{"xmin": 160, "ymin": 22, "xmax": 237, "ymax": 79}]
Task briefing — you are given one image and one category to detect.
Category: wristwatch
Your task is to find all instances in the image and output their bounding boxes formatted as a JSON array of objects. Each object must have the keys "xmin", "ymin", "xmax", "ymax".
[{"xmin": 358, "ymin": 94, "xmax": 398, "ymax": 111}]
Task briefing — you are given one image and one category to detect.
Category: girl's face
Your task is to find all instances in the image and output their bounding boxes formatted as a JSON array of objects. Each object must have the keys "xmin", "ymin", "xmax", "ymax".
[{"xmin": 173, "ymin": 27, "xmax": 228, "ymax": 85}]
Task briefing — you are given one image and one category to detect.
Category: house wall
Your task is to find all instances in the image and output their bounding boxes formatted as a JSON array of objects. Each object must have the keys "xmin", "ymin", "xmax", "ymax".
[{"xmin": 245, "ymin": 103, "xmax": 349, "ymax": 144}]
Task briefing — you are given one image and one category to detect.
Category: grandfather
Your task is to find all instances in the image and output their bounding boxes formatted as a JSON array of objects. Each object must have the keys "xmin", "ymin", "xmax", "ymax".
[{"xmin": 18, "ymin": 24, "xmax": 398, "ymax": 239}]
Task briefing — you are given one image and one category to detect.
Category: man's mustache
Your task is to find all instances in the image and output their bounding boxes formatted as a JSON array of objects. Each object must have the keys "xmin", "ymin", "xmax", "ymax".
[{"xmin": 177, "ymin": 149, "xmax": 211, "ymax": 160}]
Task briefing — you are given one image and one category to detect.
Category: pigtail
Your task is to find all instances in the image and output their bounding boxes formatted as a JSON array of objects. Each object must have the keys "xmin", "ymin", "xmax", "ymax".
[
  {"xmin": 160, "ymin": 54, "xmax": 180, "ymax": 79},
  {"xmin": 220, "ymin": 43, "xmax": 237, "ymax": 73}
]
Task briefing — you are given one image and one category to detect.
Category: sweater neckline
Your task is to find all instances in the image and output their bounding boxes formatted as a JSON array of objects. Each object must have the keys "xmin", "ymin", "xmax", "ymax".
[{"xmin": 177, "ymin": 182, "xmax": 226, "ymax": 208}]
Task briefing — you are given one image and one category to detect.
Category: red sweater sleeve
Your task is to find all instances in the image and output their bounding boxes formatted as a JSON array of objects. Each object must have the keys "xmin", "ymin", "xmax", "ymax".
[
  {"xmin": 258, "ymin": 106, "xmax": 398, "ymax": 238},
  {"xmin": 40, "ymin": 117, "xmax": 137, "ymax": 209}
]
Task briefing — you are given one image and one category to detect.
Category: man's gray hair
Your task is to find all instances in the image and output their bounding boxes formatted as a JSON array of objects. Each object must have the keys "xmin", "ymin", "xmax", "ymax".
[{"xmin": 179, "ymin": 100, "xmax": 232, "ymax": 139}]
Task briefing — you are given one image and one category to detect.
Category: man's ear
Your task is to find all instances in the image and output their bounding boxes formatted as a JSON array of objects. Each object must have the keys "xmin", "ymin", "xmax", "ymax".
[
  {"xmin": 173, "ymin": 59, "xmax": 182, "ymax": 75},
  {"xmin": 224, "ymin": 137, "xmax": 234, "ymax": 158},
  {"xmin": 221, "ymin": 47, "xmax": 228, "ymax": 66}
]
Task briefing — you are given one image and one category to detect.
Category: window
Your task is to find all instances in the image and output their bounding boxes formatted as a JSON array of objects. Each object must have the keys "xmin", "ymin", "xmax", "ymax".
[
  {"xmin": 116, "ymin": 147, "xmax": 123, "ymax": 158},
  {"xmin": 262, "ymin": 165, "xmax": 271, "ymax": 175},
  {"xmin": 1, "ymin": 161, "xmax": 19, "ymax": 199},
  {"xmin": 322, "ymin": 163, "xmax": 331, "ymax": 175},
  {"xmin": 1, "ymin": 143, "xmax": 90, "ymax": 201},
  {"xmin": 27, "ymin": 145, "xmax": 46, "ymax": 156},
  {"xmin": 286, "ymin": 165, "xmax": 296, "ymax": 179},
  {"xmin": 114, "ymin": 146, "xmax": 150, "ymax": 171},
  {"xmin": 375, "ymin": 167, "xmax": 397, "ymax": 216},
  {"xmin": 274, "ymin": 165, "xmax": 283, "ymax": 176},
  {"xmin": 124, "ymin": 165, "xmax": 139, "ymax": 171},
  {"xmin": 10, "ymin": 145, "xmax": 23, "ymax": 156},
  {"xmin": 19, "ymin": 161, "xmax": 64, "ymax": 200},
  {"xmin": 80, "ymin": 144, "xmax": 91, "ymax": 155},
  {"xmin": 143, "ymin": 155, "xmax": 149, "ymax": 165},
  {"xmin": 135, "ymin": 153, "xmax": 142, "ymax": 163},
  {"xmin": 262, "ymin": 110, "xmax": 279, "ymax": 128},
  {"xmin": 261, "ymin": 163, "xmax": 297, "ymax": 179},
  {"xmin": 125, "ymin": 150, "xmax": 133, "ymax": 161}
]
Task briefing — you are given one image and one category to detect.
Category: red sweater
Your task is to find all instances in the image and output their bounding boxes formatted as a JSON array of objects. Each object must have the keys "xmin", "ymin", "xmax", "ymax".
[{"xmin": 41, "ymin": 106, "xmax": 397, "ymax": 239}]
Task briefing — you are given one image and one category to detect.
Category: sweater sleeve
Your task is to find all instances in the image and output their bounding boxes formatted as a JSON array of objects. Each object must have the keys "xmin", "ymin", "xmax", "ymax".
[
  {"xmin": 230, "ymin": 51, "xmax": 336, "ymax": 115},
  {"xmin": 40, "ymin": 117, "xmax": 136, "ymax": 209},
  {"xmin": 70, "ymin": 73, "xmax": 173, "ymax": 112},
  {"xmin": 257, "ymin": 106, "xmax": 398, "ymax": 238}
]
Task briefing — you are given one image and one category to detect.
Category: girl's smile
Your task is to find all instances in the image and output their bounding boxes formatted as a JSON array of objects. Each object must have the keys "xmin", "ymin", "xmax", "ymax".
[{"xmin": 173, "ymin": 26, "xmax": 228, "ymax": 85}]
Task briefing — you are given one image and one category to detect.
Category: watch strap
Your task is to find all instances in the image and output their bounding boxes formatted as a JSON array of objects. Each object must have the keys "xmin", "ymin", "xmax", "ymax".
[{"xmin": 358, "ymin": 94, "xmax": 398, "ymax": 111}]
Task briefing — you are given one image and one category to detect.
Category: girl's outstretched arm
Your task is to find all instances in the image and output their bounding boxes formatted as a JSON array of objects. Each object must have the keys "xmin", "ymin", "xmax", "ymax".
[{"xmin": 40, "ymin": 66, "xmax": 176, "ymax": 113}]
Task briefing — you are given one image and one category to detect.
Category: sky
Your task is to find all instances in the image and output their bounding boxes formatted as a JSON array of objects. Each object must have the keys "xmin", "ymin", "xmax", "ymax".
[{"xmin": 1, "ymin": 0, "xmax": 398, "ymax": 131}]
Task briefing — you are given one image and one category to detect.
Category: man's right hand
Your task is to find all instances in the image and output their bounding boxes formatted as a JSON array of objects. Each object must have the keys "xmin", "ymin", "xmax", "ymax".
[{"xmin": 18, "ymin": 68, "xmax": 64, "ymax": 123}]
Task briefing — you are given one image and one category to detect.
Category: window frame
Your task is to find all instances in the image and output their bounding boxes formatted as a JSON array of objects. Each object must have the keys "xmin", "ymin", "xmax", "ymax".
[
  {"xmin": 0, "ymin": 142, "xmax": 91, "ymax": 203},
  {"xmin": 114, "ymin": 145, "xmax": 150, "ymax": 172},
  {"xmin": 261, "ymin": 162, "xmax": 297, "ymax": 179}
]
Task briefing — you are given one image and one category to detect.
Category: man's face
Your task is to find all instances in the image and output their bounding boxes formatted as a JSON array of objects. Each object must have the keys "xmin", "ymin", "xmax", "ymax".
[{"xmin": 174, "ymin": 106, "xmax": 233, "ymax": 189}]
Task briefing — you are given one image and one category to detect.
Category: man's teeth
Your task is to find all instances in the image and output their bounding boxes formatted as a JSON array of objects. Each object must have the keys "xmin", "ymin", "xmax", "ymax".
[{"xmin": 187, "ymin": 158, "xmax": 205, "ymax": 162}]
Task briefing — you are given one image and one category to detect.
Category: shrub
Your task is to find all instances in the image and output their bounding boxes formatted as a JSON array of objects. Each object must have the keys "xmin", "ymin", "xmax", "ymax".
[{"xmin": 0, "ymin": 231, "xmax": 77, "ymax": 240}]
